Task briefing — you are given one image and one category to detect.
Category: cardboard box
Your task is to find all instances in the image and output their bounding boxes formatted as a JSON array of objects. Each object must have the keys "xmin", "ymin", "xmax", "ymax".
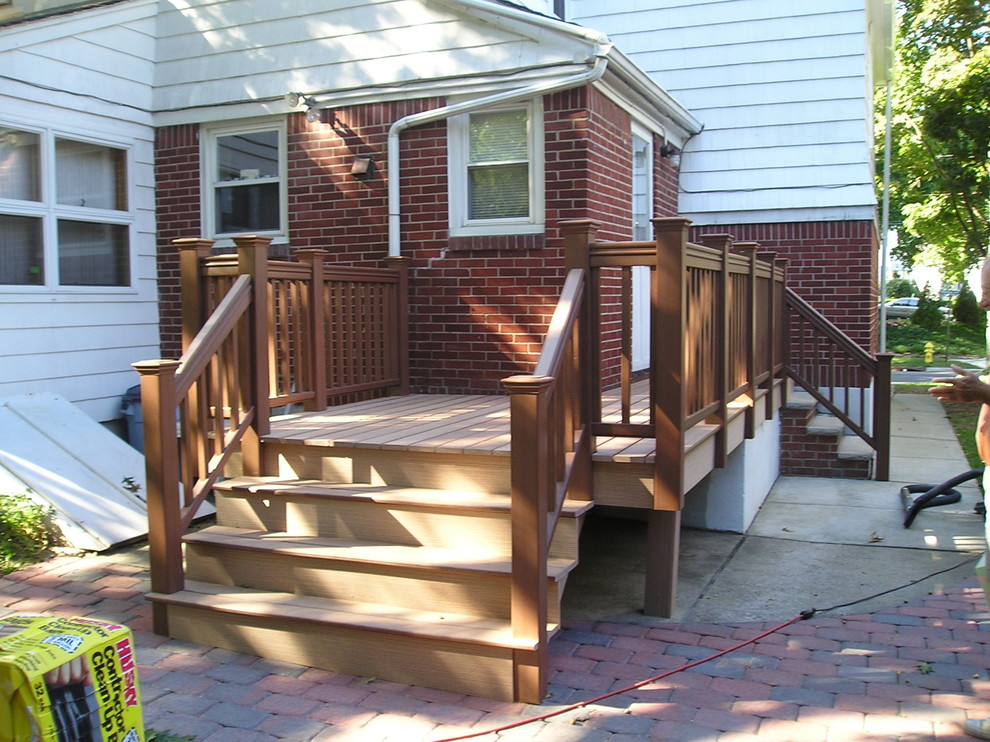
[{"xmin": 0, "ymin": 615, "xmax": 143, "ymax": 742}]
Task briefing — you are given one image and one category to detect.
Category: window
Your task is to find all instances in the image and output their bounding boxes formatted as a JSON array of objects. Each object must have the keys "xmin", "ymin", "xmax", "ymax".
[
  {"xmin": 204, "ymin": 121, "xmax": 286, "ymax": 240},
  {"xmin": 0, "ymin": 126, "xmax": 131, "ymax": 288},
  {"xmin": 448, "ymin": 100, "xmax": 544, "ymax": 236}
]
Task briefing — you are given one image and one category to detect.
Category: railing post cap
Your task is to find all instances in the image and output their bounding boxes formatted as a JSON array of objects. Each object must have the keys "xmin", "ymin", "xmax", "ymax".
[
  {"xmin": 173, "ymin": 237, "xmax": 215, "ymax": 251},
  {"xmin": 231, "ymin": 234, "xmax": 274, "ymax": 247},
  {"xmin": 500, "ymin": 375, "xmax": 555, "ymax": 393},
  {"xmin": 650, "ymin": 216, "xmax": 693, "ymax": 231},
  {"xmin": 132, "ymin": 359, "xmax": 181, "ymax": 374}
]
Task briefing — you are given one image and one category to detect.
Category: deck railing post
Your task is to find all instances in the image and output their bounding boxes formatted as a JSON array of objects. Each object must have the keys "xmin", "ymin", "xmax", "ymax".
[
  {"xmin": 650, "ymin": 218, "xmax": 690, "ymax": 511},
  {"xmin": 176, "ymin": 238, "xmax": 215, "ymax": 354},
  {"xmin": 232, "ymin": 235, "xmax": 272, "ymax": 476},
  {"xmin": 735, "ymin": 243, "xmax": 760, "ymax": 438},
  {"xmin": 385, "ymin": 256, "xmax": 411, "ymax": 396},
  {"xmin": 759, "ymin": 252, "xmax": 779, "ymax": 417},
  {"xmin": 132, "ymin": 358, "xmax": 183, "ymax": 634},
  {"xmin": 874, "ymin": 353, "xmax": 893, "ymax": 481},
  {"xmin": 647, "ymin": 217, "xmax": 691, "ymax": 618},
  {"xmin": 772, "ymin": 257, "xmax": 788, "ymax": 412},
  {"xmin": 501, "ymin": 374, "xmax": 553, "ymax": 704},
  {"xmin": 560, "ymin": 220, "xmax": 600, "ymax": 426},
  {"xmin": 297, "ymin": 249, "xmax": 329, "ymax": 411},
  {"xmin": 699, "ymin": 234, "xmax": 734, "ymax": 468}
]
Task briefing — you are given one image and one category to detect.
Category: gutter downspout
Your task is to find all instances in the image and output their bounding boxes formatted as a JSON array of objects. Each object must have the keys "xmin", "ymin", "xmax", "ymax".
[{"xmin": 387, "ymin": 46, "xmax": 611, "ymax": 258}]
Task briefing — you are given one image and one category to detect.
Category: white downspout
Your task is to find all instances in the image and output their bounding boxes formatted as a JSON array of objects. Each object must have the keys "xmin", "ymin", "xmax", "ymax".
[{"xmin": 387, "ymin": 47, "xmax": 611, "ymax": 258}]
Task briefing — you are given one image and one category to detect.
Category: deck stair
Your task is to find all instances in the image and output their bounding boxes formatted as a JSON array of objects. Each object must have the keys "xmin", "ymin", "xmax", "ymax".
[{"xmin": 148, "ymin": 414, "xmax": 593, "ymax": 701}]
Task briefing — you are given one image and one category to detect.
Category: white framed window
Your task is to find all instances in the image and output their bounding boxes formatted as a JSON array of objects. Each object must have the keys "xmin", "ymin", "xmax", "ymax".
[
  {"xmin": 0, "ymin": 125, "xmax": 133, "ymax": 289},
  {"xmin": 448, "ymin": 100, "xmax": 544, "ymax": 237},
  {"xmin": 203, "ymin": 120, "xmax": 287, "ymax": 242}
]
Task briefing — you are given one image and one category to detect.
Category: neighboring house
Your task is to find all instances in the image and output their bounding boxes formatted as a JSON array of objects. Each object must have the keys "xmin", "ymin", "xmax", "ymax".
[
  {"xmin": 564, "ymin": 0, "xmax": 894, "ymax": 354},
  {"xmin": 0, "ymin": 0, "xmax": 159, "ymax": 427}
]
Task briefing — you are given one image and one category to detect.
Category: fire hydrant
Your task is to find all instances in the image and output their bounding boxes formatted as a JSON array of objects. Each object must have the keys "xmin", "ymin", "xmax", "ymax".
[{"xmin": 924, "ymin": 341, "xmax": 935, "ymax": 364}]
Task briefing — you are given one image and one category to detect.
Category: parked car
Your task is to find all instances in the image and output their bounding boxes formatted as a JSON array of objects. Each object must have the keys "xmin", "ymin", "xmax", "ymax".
[{"xmin": 882, "ymin": 296, "xmax": 952, "ymax": 319}]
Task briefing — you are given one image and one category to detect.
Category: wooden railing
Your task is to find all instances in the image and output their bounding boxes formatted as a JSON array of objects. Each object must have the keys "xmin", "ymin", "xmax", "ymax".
[
  {"xmin": 560, "ymin": 219, "xmax": 786, "ymax": 502},
  {"xmin": 501, "ymin": 268, "xmax": 592, "ymax": 702},
  {"xmin": 785, "ymin": 288, "xmax": 892, "ymax": 480},
  {"xmin": 135, "ymin": 236, "xmax": 408, "ymax": 633}
]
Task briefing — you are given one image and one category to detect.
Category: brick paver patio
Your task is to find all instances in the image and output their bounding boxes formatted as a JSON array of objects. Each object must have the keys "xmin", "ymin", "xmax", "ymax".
[{"xmin": 3, "ymin": 544, "xmax": 990, "ymax": 741}]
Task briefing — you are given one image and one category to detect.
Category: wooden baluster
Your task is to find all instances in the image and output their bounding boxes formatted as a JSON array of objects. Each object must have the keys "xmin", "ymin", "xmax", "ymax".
[
  {"xmin": 232, "ymin": 235, "xmax": 272, "ymax": 476},
  {"xmin": 297, "ymin": 249, "xmax": 329, "ymax": 410},
  {"xmin": 132, "ymin": 359, "xmax": 183, "ymax": 635},
  {"xmin": 699, "ymin": 233, "xmax": 734, "ymax": 468}
]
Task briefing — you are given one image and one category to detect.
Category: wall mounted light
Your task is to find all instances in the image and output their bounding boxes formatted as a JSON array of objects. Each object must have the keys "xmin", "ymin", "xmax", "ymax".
[
  {"xmin": 351, "ymin": 155, "xmax": 374, "ymax": 181},
  {"xmin": 660, "ymin": 143, "xmax": 681, "ymax": 168},
  {"xmin": 285, "ymin": 91, "xmax": 316, "ymax": 109}
]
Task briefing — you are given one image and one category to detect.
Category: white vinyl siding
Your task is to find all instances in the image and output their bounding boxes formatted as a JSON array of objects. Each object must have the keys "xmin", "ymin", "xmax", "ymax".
[
  {"xmin": 565, "ymin": 0, "xmax": 878, "ymax": 225},
  {"xmin": 153, "ymin": 0, "xmax": 598, "ymax": 124},
  {"xmin": 0, "ymin": 0, "xmax": 158, "ymax": 422}
]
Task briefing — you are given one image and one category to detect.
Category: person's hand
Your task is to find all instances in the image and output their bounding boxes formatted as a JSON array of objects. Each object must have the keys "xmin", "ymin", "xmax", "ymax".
[{"xmin": 928, "ymin": 364, "xmax": 990, "ymax": 404}]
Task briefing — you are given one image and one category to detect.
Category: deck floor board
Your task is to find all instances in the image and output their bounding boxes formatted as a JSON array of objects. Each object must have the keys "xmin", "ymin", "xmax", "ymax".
[{"xmin": 267, "ymin": 382, "xmax": 656, "ymax": 462}]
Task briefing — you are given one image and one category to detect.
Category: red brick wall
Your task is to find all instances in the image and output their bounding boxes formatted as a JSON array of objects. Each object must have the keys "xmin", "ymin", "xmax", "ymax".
[
  {"xmin": 154, "ymin": 125, "xmax": 201, "ymax": 358},
  {"xmin": 154, "ymin": 87, "xmax": 682, "ymax": 392},
  {"xmin": 691, "ymin": 221, "xmax": 879, "ymax": 353}
]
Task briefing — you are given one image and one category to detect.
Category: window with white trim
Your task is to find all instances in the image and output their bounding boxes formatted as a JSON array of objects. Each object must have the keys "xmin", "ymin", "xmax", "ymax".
[
  {"xmin": 0, "ymin": 126, "xmax": 132, "ymax": 288},
  {"xmin": 448, "ymin": 100, "xmax": 544, "ymax": 236},
  {"xmin": 203, "ymin": 121, "xmax": 286, "ymax": 240}
]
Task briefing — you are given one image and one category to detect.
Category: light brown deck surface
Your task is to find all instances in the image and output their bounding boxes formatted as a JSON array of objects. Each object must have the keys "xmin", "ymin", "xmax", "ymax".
[{"xmin": 267, "ymin": 381, "xmax": 655, "ymax": 463}]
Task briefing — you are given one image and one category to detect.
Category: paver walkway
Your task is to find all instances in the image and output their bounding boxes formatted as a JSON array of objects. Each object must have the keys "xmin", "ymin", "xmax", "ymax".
[{"xmin": 4, "ymin": 543, "xmax": 990, "ymax": 741}]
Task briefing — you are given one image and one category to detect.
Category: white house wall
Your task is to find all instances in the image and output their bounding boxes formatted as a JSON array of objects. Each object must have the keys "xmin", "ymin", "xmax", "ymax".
[
  {"xmin": 154, "ymin": 0, "xmax": 602, "ymax": 125},
  {"xmin": 564, "ymin": 0, "xmax": 879, "ymax": 226},
  {"xmin": 0, "ymin": 0, "xmax": 159, "ymax": 423}
]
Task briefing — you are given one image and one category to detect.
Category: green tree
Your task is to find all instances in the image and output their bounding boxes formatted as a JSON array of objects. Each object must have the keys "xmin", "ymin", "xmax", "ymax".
[
  {"xmin": 885, "ymin": 277, "xmax": 920, "ymax": 298},
  {"xmin": 882, "ymin": 0, "xmax": 990, "ymax": 280},
  {"xmin": 911, "ymin": 288, "xmax": 946, "ymax": 328},
  {"xmin": 954, "ymin": 280, "xmax": 986, "ymax": 328}
]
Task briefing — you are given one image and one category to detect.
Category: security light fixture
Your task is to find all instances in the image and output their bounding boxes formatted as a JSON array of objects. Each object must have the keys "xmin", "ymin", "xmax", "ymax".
[
  {"xmin": 351, "ymin": 155, "xmax": 373, "ymax": 180},
  {"xmin": 660, "ymin": 143, "xmax": 681, "ymax": 167}
]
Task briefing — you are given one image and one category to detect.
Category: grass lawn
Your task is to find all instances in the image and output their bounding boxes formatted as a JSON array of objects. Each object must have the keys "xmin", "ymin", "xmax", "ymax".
[{"xmin": 885, "ymin": 321, "xmax": 987, "ymax": 366}]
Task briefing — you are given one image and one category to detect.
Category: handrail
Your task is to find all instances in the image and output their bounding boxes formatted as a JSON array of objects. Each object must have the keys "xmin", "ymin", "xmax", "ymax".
[
  {"xmin": 137, "ymin": 236, "xmax": 408, "ymax": 637},
  {"xmin": 175, "ymin": 275, "xmax": 251, "ymax": 399},
  {"xmin": 784, "ymin": 287, "xmax": 891, "ymax": 480},
  {"xmin": 501, "ymin": 267, "xmax": 592, "ymax": 704}
]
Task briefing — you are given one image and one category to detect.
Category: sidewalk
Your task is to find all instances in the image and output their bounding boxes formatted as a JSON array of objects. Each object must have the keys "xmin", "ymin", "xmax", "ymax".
[{"xmin": 3, "ymin": 387, "xmax": 990, "ymax": 741}]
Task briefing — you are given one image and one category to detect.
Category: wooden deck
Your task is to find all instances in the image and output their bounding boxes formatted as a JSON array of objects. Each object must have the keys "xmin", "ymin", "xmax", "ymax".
[{"xmin": 267, "ymin": 381, "xmax": 658, "ymax": 463}]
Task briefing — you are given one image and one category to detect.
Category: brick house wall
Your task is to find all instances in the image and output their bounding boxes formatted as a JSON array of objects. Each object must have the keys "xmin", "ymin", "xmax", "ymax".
[{"xmin": 153, "ymin": 86, "xmax": 682, "ymax": 393}]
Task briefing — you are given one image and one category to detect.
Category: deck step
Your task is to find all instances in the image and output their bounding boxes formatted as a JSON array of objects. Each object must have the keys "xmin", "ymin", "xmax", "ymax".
[
  {"xmin": 212, "ymin": 477, "xmax": 592, "ymax": 559},
  {"xmin": 184, "ymin": 525, "xmax": 576, "ymax": 622},
  {"xmin": 148, "ymin": 581, "xmax": 546, "ymax": 701}
]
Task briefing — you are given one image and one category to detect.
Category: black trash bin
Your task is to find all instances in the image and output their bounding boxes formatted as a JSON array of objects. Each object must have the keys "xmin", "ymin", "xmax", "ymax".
[{"xmin": 121, "ymin": 385, "xmax": 143, "ymax": 452}]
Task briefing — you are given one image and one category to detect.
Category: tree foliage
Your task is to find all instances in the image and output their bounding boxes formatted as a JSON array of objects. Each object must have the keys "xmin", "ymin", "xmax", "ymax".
[{"xmin": 883, "ymin": 0, "xmax": 990, "ymax": 280}]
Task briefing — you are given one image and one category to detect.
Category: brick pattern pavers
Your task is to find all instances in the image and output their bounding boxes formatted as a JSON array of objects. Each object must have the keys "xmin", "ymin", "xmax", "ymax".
[{"xmin": 4, "ymin": 547, "xmax": 990, "ymax": 741}]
